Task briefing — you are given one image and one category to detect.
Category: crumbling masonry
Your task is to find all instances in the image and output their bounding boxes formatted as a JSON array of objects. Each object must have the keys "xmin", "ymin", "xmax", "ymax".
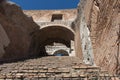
[{"xmin": 0, "ymin": 0, "xmax": 119, "ymax": 79}]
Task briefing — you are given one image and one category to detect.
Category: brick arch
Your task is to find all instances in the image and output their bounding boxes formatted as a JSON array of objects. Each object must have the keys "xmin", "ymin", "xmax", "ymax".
[
  {"xmin": 40, "ymin": 24, "xmax": 75, "ymax": 35},
  {"xmin": 30, "ymin": 25, "xmax": 75, "ymax": 57},
  {"xmin": 39, "ymin": 25, "xmax": 75, "ymax": 46}
]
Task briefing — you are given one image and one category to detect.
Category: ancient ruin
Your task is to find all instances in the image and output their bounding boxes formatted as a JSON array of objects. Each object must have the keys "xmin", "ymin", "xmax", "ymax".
[{"xmin": 0, "ymin": 0, "xmax": 119, "ymax": 79}]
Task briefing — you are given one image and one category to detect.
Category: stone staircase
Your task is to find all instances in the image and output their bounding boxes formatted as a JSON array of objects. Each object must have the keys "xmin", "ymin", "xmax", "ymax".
[{"xmin": 0, "ymin": 56, "xmax": 119, "ymax": 80}]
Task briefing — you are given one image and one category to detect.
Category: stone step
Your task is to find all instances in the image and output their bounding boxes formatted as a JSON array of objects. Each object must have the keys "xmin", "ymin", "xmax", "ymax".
[{"xmin": 0, "ymin": 57, "xmax": 119, "ymax": 80}]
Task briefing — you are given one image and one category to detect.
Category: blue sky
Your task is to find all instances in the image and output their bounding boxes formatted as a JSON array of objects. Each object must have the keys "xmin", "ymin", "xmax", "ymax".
[{"xmin": 10, "ymin": 0, "xmax": 80, "ymax": 10}]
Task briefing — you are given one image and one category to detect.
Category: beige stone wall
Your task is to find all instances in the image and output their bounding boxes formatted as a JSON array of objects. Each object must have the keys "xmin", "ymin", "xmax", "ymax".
[
  {"xmin": 79, "ymin": 0, "xmax": 120, "ymax": 74},
  {"xmin": 76, "ymin": 0, "xmax": 95, "ymax": 65},
  {"xmin": 0, "ymin": 0, "xmax": 119, "ymax": 75},
  {"xmin": 0, "ymin": 1, "xmax": 77, "ymax": 61},
  {"xmin": 92, "ymin": 0, "xmax": 120, "ymax": 74},
  {"xmin": 23, "ymin": 9, "xmax": 77, "ymax": 22},
  {"xmin": 24, "ymin": 9, "xmax": 78, "ymax": 57},
  {"xmin": 74, "ymin": 21, "xmax": 83, "ymax": 60}
]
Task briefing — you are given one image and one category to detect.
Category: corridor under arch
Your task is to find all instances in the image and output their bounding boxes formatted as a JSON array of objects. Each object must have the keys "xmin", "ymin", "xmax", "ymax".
[{"xmin": 30, "ymin": 25, "xmax": 75, "ymax": 57}]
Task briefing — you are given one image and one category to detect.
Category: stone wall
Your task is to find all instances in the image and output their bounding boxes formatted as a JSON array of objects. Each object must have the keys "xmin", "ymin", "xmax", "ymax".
[
  {"xmin": 0, "ymin": 0, "xmax": 119, "ymax": 75},
  {"xmin": 0, "ymin": 1, "xmax": 39, "ymax": 61},
  {"xmin": 0, "ymin": 24, "xmax": 10, "ymax": 58},
  {"xmin": 78, "ymin": 0, "xmax": 120, "ymax": 74},
  {"xmin": 24, "ymin": 9, "xmax": 79, "ymax": 57},
  {"xmin": 76, "ymin": 0, "xmax": 94, "ymax": 65},
  {"xmin": 24, "ymin": 9, "xmax": 77, "ymax": 22}
]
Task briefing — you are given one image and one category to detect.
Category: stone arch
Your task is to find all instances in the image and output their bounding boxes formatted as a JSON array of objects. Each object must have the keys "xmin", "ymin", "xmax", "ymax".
[
  {"xmin": 30, "ymin": 25, "xmax": 75, "ymax": 57},
  {"xmin": 53, "ymin": 49, "xmax": 69, "ymax": 56},
  {"xmin": 40, "ymin": 24, "xmax": 75, "ymax": 35}
]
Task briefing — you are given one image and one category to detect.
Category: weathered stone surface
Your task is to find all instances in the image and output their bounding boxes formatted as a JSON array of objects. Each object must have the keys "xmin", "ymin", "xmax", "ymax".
[
  {"xmin": 76, "ymin": 0, "xmax": 94, "ymax": 65},
  {"xmin": 0, "ymin": 24, "xmax": 10, "ymax": 57},
  {"xmin": 0, "ymin": 0, "xmax": 119, "ymax": 77},
  {"xmin": 77, "ymin": 0, "xmax": 120, "ymax": 74},
  {"xmin": 0, "ymin": 1, "xmax": 39, "ymax": 61},
  {"xmin": 24, "ymin": 9, "xmax": 77, "ymax": 22},
  {"xmin": 93, "ymin": 0, "xmax": 119, "ymax": 74},
  {"xmin": 0, "ymin": 56, "xmax": 118, "ymax": 79},
  {"xmin": 23, "ymin": 9, "xmax": 82, "ymax": 58}
]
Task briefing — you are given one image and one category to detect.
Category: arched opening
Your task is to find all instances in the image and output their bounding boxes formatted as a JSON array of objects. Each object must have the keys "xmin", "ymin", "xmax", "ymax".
[
  {"xmin": 53, "ymin": 49, "xmax": 69, "ymax": 56},
  {"xmin": 30, "ymin": 25, "xmax": 75, "ymax": 57}
]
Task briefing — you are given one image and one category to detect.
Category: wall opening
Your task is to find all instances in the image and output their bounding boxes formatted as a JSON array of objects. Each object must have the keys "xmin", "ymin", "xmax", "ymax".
[
  {"xmin": 30, "ymin": 25, "xmax": 75, "ymax": 57},
  {"xmin": 51, "ymin": 14, "xmax": 63, "ymax": 22},
  {"xmin": 53, "ymin": 49, "xmax": 69, "ymax": 56}
]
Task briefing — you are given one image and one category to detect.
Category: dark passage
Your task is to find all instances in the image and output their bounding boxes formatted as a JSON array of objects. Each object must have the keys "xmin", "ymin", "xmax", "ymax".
[{"xmin": 30, "ymin": 25, "xmax": 74, "ymax": 57}]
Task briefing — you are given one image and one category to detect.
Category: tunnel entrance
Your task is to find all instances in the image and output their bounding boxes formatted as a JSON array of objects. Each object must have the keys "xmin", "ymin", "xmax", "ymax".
[
  {"xmin": 45, "ymin": 42, "xmax": 70, "ymax": 56},
  {"xmin": 53, "ymin": 49, "xmax": 69, "ymax": 56},
  {"xmin": 30, "ymin": 25, "xmax": 75, "ymax": 57}
]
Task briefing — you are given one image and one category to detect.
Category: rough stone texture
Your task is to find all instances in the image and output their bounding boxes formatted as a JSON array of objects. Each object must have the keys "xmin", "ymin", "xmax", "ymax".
[
  {"xmin": 79, "ymin": 15, "xmax": 94, "ymax": 65},
  {"xmin": 78, "ymin": 0, "xmax": 120, "ymax": 74},
  {"xmin": 24, "ymin": 9, "xmax": 77, "ymax": 22},
  {"xmin": 0, "ymin": 1, "xmax": 80, "ymax": 62},
  {"xmin": 0, "ymin": 56, "xmax": 118, "ymax": 80},
  {"xmin": 0, "ymin": 1, "xmax": 39, "ymax": 61},
  {"xmin": 93, "ymin": 0, "xmax": 120, "ymax": 74},
  {"xmin": 0, "ymin": 24, "xmax": 10, "ymax": 58},
  {"xmin": 76, "ymin": 0, "xmax": 94, "ymax": 65},
  {"xmin": 0, "ymin": 0, "xmax": 119, "ymax": 77},
  {"xmin": 24, "ymin": 9, "xmax": 82, "ymax": 58}
]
